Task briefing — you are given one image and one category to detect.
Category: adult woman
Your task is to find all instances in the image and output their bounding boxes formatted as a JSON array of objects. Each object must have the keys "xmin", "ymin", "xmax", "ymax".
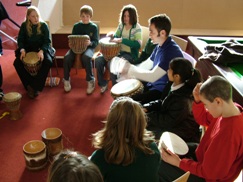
[
  {"xmin": 14, "ymin": 6, "xmax": 54, "ymax": 99},
  {"xmin": 95, "ymin": 4, "xmax": 142, "ymax": 93},
  {"xmin": 90, "ymin": 97, "xmax": 161, "ymax": 182}
]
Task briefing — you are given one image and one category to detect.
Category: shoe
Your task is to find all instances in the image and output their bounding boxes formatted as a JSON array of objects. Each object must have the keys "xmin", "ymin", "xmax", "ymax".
[
  {"xmin": 64, "ymin": 79, "xmax": 71, "ymax": 92},
  {"xmin": 27, "ymin": 85, "xmax": 38, "ymax": 99},
  {"xmin": 87, "ymin": 80, "xmax": 95, "ymax": 95},
  {"xmin": 100, "ymin": 84, "xmax": 108, "ymax": 94}
]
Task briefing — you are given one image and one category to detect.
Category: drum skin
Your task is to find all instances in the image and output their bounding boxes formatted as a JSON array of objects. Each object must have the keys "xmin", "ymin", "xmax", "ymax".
[
  {"xmin": 41, "ymin": 128, "xmax": 63, "ymax": 156},
  {"xmin": 22, "ymin": 52, "xmax": 42, "ymax": 76},
  {"xmin": 110, "ymin": 79, "xmax": 144, "ymax": 99},
  {"xmin": 3, "ymin": 92, "xmax": 23, "ymax": 120},
  {"xmin": 23, "ymin": 140, "xmax": 47, "ymax": 171}
]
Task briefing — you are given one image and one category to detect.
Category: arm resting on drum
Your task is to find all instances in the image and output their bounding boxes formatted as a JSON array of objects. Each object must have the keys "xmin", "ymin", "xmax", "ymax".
[{"xmin": 128, "ymin": 65, "xmax": 166, "ymax": 83}]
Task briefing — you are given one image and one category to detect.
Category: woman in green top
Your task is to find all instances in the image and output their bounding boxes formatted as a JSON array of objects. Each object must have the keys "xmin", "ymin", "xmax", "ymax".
[
  {"xmin": 90, "ymin": 97, "xmax": 161, "ymax": 182},
  {"xmin": 14, "ymin": 6, "xmax": 54, "ymax": 99}
]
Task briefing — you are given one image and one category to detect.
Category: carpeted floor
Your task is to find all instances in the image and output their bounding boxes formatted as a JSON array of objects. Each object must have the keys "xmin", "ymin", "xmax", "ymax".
[{"xmin": 0, "ymin": 50, "xmax": 114, "ymax": 182}]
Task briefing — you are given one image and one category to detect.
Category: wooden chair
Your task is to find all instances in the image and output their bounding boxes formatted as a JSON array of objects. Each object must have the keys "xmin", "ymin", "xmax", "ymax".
[
  {"xmin": 171, "ymin": 35, "xmax": 188, "ymax": 51},
  {"xmin": 182, "ymin": 51, "xmax": 197, "ymax": 67},
  {"xmin": 173, "ymin": 171, "xmax": 190, "ymax": 182}
]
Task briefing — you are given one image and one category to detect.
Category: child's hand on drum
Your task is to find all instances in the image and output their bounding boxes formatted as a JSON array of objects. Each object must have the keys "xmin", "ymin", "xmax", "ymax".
[
  {"xmin": 110, "ymin": 38, "xmax": 122, "ymax": 43},
  {"xmin": 85, "ymin": 38, "xmax": 91, "ymax": 47},
  {"xmin": 37, "ymin": 50, "xmax": 44, "ymax": 61},
  {"xmin": 106, "ymin": 31, "xmax": 114, "ymax": 38},
  {"xmin": 20, "ymin": 51, "xmax": 26, "ymax": 61}
]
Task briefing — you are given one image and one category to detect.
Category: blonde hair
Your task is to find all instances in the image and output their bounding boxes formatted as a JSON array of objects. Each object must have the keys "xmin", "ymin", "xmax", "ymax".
[
  {"xmin": 25, "ymin": 6, "xmax": 42, "ymax": 37},
  {"xmin": 92, "ymin": 97, "xmax": 155, "ymax": 166}
]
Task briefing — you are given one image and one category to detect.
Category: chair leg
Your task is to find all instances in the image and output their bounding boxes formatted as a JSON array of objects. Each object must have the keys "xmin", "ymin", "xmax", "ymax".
[{"xmin": 54, "ymin": 57, "xmax": 59, "ymax": 75}]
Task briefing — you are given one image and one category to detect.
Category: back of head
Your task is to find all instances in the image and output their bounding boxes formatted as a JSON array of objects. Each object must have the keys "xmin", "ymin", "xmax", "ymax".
[
  {"xmin": 47, "ymin": 150, "xmax": 103, "ymax": 182},
  {"xmin": 120, "ymin": 4, "xmax": 138, "ymax": 25},
  {"xmin": 149, "ymin": 14, "xmax": 171, "ymax": 36},
  {"xmin": 92, "ymin": 97, "xmax": 154, "ymax": 165},
  {"xmin": 200, "ymin": 75, "xmax": 232, "ymax": 103},
  {"xmin": 80, "ymin": 5, "xmax": 93, "ymax": 17},
  {"xmin": 170, "ymin": 57, "xmax": 202, "ymax": 89}
]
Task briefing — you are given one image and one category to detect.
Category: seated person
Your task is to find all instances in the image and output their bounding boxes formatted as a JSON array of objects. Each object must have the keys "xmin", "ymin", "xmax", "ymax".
[
  {"xmin": 90, "ymin": 97, "xmax": 161, "ymax": 182},
  {"xmin": 47, "ymin": 149, "xmax": 103, "ymax": 182},
  {"xmin": 143, "ymin": 58, "xmax": 202, "ymax": 145},
  {"xmin": 95, "ymin": 4, "xmax": 142, "ymax": 93},
  {"xmin": 110, "ymin": 14, "xmax": 183, "ymax": 105},
  {"xmin": 13, "ymin": 6, "xmax": 54, "ymax": 99},
  {"xmin": 63, "ymin": 5, "xmax": 98, "ymax": 95},
  {"xmin": 160, "ymin": 76, "xmax": 243, "ymax": 181}
]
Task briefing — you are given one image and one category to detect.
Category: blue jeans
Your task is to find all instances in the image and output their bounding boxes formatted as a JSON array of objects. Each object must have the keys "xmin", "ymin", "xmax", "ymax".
[{"xmin": 63, "ymin": 48, "xmax": 94, "ymax": 81}]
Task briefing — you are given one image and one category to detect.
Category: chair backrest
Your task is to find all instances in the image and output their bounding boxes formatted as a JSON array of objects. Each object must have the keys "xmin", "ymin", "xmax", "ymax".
[
  {"xmin": 172, "ymin": 171, "xmax": 190, "ymax": 182},
  {"xmin": 182, "ymin": 51, "xmax": 197, "ymax": 68},
  {"xmin": 171, "ymin": 35, "xmax": 188, "ymax": 51},
  {"xmin": 141, "ymin": 26, "xmax": 150, "ymax": 51}
]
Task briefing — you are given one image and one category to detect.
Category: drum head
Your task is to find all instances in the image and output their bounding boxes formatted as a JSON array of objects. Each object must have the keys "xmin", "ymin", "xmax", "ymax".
[
  {"xmin": 23, "ymin": 52, "xmax": 39, "ymax": 64},
  {"xmin": 111, "ymin": 79, "xmax": 141, "ymax": 97},
  {"xmin": 159, "ymin": 131, "xmax": 189, "ymax": 155},
  {"xmin": 23, "ymin": 140, "xmax": 46, "ymax": 154},
  {"xmin": 41, "ymin": 128, "xmax": 62, "ymax": 140},
  {"xmin": 99, "ymin": 37, "xmax": 117, "ymax": 46},
  {"xmin": 3, "ymin": 92, "xmax": 22, "ymax": 102}
]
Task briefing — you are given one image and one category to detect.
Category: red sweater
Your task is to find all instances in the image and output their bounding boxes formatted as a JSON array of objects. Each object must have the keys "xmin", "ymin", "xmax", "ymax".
[{"xmin": 180, "ymin": 102, "xmax": 243, "ymax": 182}]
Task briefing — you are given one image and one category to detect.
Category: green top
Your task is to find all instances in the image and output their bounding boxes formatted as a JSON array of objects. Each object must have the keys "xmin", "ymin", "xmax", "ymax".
[
  {"xmin": 90, "ymin": 142, "xmax": 161, "ymax": 182},
  {"xmin": 17, "ymin": 21, "xmax": 51, "ymax": 52},
  {"xmin": 114, "ymin": 23, "xmax": 142, "ymax": 63},
  {"xmin": 72, "ymin": 21, "xmax": 99, "ymax": 49}
]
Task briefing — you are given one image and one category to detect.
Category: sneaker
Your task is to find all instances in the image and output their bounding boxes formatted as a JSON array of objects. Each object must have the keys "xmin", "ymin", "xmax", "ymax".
[
  {"xmin": 87, "ymin": 80, "xmax": 95, "ymax": 94},
  {"xmin": 100, "ymin": 84, "xmax": 108, "ymax": 94},
  {"xmin": 64, "ymin": 79, "xmax": 71, "ymax": 92}
]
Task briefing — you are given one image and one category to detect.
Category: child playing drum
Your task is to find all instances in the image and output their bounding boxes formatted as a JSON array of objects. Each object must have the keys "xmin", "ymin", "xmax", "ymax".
[
  {"xmin": 63, "ymin": 5, "xmax": 98, "ymax": 95},
  {"xmin": 95, "ymin": 4, "xmax": 142, "ymax": 93},
  {"xmin": 143, "ymin": 58, "xmax": 202, "ymax": 144},
  {"xmin": 160, "ymin": 75, "xmax": 243, "ymax": 181},
  {"xmin": 14, "ymin": 6, "xmax": 54, "ymax": 99}
]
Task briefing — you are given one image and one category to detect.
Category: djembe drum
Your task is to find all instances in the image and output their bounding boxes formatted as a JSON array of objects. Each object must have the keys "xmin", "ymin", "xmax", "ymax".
[
  {"xmin": 158, "ymin": 131, "xmax": 189, "ymax": 156},
  {"xmin": 3, "ymin": 92, "xmax": 23, "ymax": 120},
  {"xmin": 110, "ymin": 79, "xmax": 144, "ymax": 99},
  {"xmin": 99, "ymin": 37, "xmax": 121, "ymax": 79},
  {"xmin": 99, "ymin": 37, "xmax": 121, "ymax": 61},
  {"xmin": 22, "ymin": 52, "xmax": 42, "ymax": 76},
  {"xmin": 68, "ymin": 35, "xmax": 90, "ymax": 69},
  {"xmin": 41, "ymin": 128, "xmax": 63, "ymax": 156},
  {"xmin": 23, "ymin": 140, "xmax": 47, "ymax": 171}
]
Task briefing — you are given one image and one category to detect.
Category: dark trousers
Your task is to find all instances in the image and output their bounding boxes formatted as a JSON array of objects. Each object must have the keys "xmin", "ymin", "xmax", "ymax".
[
  {"xmin": 13, "ymin": 52, "xmax": 52, "ymax": 92},
  {"xmin": 131, "ymin": 82, "xmax": 162, "ymax": 105},
  {"xmin": 0, "ymin": 65, "xmax": 2, "ymax": 91},
  {"xmin": 159, "ymin": 160, "xmax": 205, "ymax": 182}
]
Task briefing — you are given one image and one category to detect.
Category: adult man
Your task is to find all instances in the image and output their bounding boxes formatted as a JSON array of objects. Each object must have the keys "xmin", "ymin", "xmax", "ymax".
[{"xmin": 111, "ymin": 14, "xmax": 183, "ymax": 104}]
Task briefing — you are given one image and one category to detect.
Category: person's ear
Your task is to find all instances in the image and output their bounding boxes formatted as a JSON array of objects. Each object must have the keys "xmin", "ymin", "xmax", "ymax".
[
  {"xmin": 160, "ymin": 29, "xmax": 166, "ymax": 37},
  {"xmin": 214, "ymin": 97, "xmax": 222, "ymax": 105}
]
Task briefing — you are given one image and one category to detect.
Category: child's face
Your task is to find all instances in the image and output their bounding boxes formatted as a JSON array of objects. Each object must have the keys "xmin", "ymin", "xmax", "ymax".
[
  {"xmin": 80, "ymin": 13, "xmax": 91, "ymax": 24},
  {"xmin": 28, "ymin": 10, "xmax": 39, "ymax": 25},
  {"xmin": 123, "ymin": 10, "xmax": 130, "ymax": 25},
  {"xmin": 200, "ymin": 94, "xmax": 222, "ymax": 118},
  {"xmin": 167, "ymin": 67, "xmax": 174, "ymax": 81}
]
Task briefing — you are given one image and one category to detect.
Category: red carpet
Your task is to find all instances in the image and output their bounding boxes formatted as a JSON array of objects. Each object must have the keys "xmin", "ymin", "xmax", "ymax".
[{"xmin": 0, "ymin": 50, "xmax": 113, "ymax": 182}]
